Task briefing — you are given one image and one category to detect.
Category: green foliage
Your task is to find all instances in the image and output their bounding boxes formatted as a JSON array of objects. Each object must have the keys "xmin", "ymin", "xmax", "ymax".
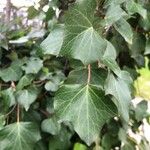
[
  {"xmin": 0, "ymin": 0, "xmax": 150, "ymax": 149},
  {"xmin": 0, "ymin": 122, "xmax": 41, "ymax": 150}
]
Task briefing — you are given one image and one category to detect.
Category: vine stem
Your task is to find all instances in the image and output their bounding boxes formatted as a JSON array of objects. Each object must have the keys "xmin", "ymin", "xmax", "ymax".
[
  {"xmin": 17, "ymin": 104, "xmax": 20, "ymax": 123},
  {"xmin": 87, "ymin": 64, "xmax": 91, "ymax": 84},
  {"xmin": 5, "ymin": 104, "xmax": 17, "ymax": 116},
  {"xmin": 95, "ymin": 136, "xmax": 100, "ymax": 150}
]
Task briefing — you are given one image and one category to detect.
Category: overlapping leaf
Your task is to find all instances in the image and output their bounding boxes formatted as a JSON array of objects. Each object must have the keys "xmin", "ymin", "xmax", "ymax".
[
  {"xmin": 41, "ymin": 25, "xmax": 64, "ymax": 56},
  {"xmin": 54, "ymin": 84, "xmax": 117, "ymax": 145},
  {"xmin": 126, "ymin": 0, "xmax": 147, "ymax": 19},
  {"xmin": 0, "ymin": 60, "xmax": 23, "ymax": 82},
  {"xmin": 16, "ymin": 87, "xmax": 39, "ymax": 111},
  {"xmin": 22, "ymin": 57, "xmax": 43, "ymax": 74},
  {"xmin": 105, "ymin": 4, "xmax": 127, "ymax": 26},
  {"xmin": 114, "ymin": 18, "xmax": 133, "ymax": 44},
  {"xmin": 105, "ymin": 72, "xmax": 132, "ymax": 121},
  {"xmin": 1, "ymin": 87, "xmax": 16, "ymax": 107}
]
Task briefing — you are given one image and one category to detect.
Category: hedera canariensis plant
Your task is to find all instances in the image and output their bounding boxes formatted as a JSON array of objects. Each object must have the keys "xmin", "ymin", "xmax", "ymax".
[{"xmin": 0, "ymin": 0, "xmax": 150, "ymax": 149}]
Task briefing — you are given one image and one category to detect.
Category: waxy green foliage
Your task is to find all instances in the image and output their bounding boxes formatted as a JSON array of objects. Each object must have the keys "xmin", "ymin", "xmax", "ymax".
[
  {"xmin": 0, "ymin": 122, "xmax": 41, "ymax": 150},
  {"xmin": 0, "ymin": 0, "xmax": 150, "ymax": 149},
  {"xmin": 54, "ymin": 84, "xmax": 117, "ymax": 145}
]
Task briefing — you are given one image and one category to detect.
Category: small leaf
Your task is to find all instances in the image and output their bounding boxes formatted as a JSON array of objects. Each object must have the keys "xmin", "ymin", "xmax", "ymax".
[
  {"xmin": 105, "ymin": 4, "xmax": 127, "ymax": 26},
  {"xmin": 16, "ymin": 87, "xmax": 39, "ymax": 111},
  {"xmin": 1, "ymin": 87, "xmax": 16, "ymax": 107},
  {"xmin": 41, "ymin": 117, "xmax": 61, "ymax": 135},
  {"xmin": 45, "ymin": 81, "xmax": 59, "ymax": 92},
  {"xmin": 114, "ymin": 18, "xmax": 133, "ymax": 44},
  {"xmin": 41, "ymin": 25, "xmax": 64, "ymax": 56},
  {"xmin": 135, "ymin": 101, "xmax": 148, "ymax": 122},
  {"xmin": 0, "ymin": 60, "xmax": 23, "ymax": 82},
  {"xmin": 16, "ymin": 75, "xmax": 34, "ymax": 90},
  {"xmin": 22, "ymin": 57, "xmax": 43, "ymax": 74},
  {"xmin": 54, "ymin": 84, "xmax": 117, "ymax": 145},
  {"xmin": 103, "ymin": 41, "xmax": 117, "ymax": 60},
  {"xmin": 105, "ymin": 73, "xmax": 132, "ymax": 121},
  {"xmin": 126, "ymin": 0, "xmax": 147, "ymax": 19},
  {"xmin": 0, "ymin": 122, "xmax": 41, "ymax": 150},
  {"xmin": 129, "ymin": 32, "xmax": 146, "ymax": 58},
  {"xmin": 28, "ymin": 6, "xmax": 39, "ymax": 19},
  {"xmin": 101, "ymin": 41, "xmax": 121, "ymax": 76}
]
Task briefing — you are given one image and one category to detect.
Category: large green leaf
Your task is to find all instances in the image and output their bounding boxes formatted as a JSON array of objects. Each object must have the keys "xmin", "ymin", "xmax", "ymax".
[
  {"xmin": 60, "ymin": 1, "xmax": 106, "ymax": 65},
  {"xmin": 114, "ymin": 18, "xmax": 133, "ymax": 44},
  {"xmin": 105, "ymin": 73, "xmax": 132, "ymax": 121},
  {"xmin": 54, "ymin": 84, "xmax": 117, "ymax": 145},
  {"xmin": 0, "ymin": 122, "xmax": 41, "ymax": 150}
]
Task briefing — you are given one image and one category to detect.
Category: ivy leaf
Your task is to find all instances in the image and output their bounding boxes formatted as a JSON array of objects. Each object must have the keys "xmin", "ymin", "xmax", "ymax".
[
  {"xmin": 1, "ymin": 87, "xmax": 16, "ymax": 107},
  {"xmin": 105, "ymin": 4, "xmax": 127, "ymax": 26},
  {"xmin": 135, "ymin": 101, "xmax": 148, "ymax": 122},
  {"xmin": 129, "ymin": 32, "xmax": 146, "ymax": 58},
  {"xmin": 126, "ymin": 0, "xmax": 147, "ymax": 19},
  {"xmin": 45, "ymin": 81, "xmax": 59, "ymax": 92},
  {"xmin": 41, "ymin": 25, "xmax": 64, "ymax": 56},
  {"xmin": 101, "ymin": 41, "xmax": 121, "ymax": 76},
  {"xmin": 48, "ymin": 126, "xmax": 72, "ymax": 150},
  {"xmin": 41, "ymin": 117, "xmax": 61, "ymax": 135},
  {"xmin": 16, "ymin": 75, "xmax": 34, "ymax": 90},
  {"xmin": 60, "ymin": 1, "xmax": 106, "ymax": 65},
  {"xmin": 114, "ymin": 18, "xmax": 133, "ymax": 44},
  {"xmin": 54, "ymin": 84, "xmax": 117, "ymax": 145},
  {"xmin": 22, "ymin": 57, "xmax": 43, "ymax": 74},
  {"xmin": 0, "ymin": 60, "xmax": 23, "ymax": 82},
  {"xmin": 16, "ymin": 87, "xmax": 39, "ymax": 111},
  {"xmin": 44, "ymin": 71, "xmax": 65, "ymax": 92},
  {"xmin": 105, "ymin": 73, "xmax": 132, "ymax": 121},
  {"xmin": 0, "ymin": 122, "xmax": 41, "ymax": 150}
]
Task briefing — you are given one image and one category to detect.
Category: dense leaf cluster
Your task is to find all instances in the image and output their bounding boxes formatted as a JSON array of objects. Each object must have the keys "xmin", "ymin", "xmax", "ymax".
[{"xmin": 0, "ymin": 0, "xmax": 150, "ymax": 149}]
